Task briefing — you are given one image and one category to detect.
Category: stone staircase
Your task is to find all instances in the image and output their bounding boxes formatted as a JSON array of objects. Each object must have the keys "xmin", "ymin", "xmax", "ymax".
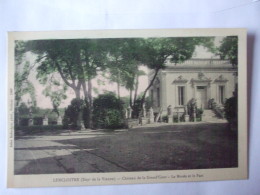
[{"xmin": 202, "ymin": 109, "xmax": 227, "ymax": 123}]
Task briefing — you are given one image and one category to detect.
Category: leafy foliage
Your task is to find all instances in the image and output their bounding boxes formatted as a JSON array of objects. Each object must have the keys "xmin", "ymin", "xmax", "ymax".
[
  {"xmin": 218, "ymin": 36, "xmax": 238, "ymax": 66},
  {"xmin": 224, "ymin": 96, "xmax": 237, "ymax": 122},
  {"xmin": 187, "ymin": 98, "xmax": 197, "ymax": 121},
  {"xmin": 27, "ymin": 39, "xmax": 109, "ymax": 128},
  {"xmin": 15, "ymin": 40, "xmax": 26, "ymax": 65},
  {"xmin": 63, "ymin": 98, "xmax": 84, "ymax": 129},
  {"xmin": 15, "ymin": 59, "xmax": 36, "ymax": 107},
  {"xmin": 137, "ymin": 37, "xmax": 215, "ymax": 112},
  {"xmin": 92, "ymin": 93, "xmax": 125, "ymax": 129},
  {"xmin": 42, "ymin": 77, "xmax": 68, "ymax": 116},
  {"xmin": 18, "ymin": 36, "xmax": 218, "ymax": 129},
  {"xmin": 196, "ymin": 108, "xmax": 204, "ymax": 119}
]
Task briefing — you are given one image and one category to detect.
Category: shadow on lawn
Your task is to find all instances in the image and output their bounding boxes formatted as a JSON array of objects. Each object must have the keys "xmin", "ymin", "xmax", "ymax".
[{"xmin": 15, "ymin": 123, "xmax": 238, "ymax": 175}]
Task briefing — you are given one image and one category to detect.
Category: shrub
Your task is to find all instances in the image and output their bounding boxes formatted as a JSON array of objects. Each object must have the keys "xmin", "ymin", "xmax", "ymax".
[
  {"xmin": 93, "ymin": 93, "xmax": 125, "ymax": 129},
  {"xmin": 102, "ymin": 109, "xmax": 125, "ymax": 129},
  {"xmin": 19, "ymin": 118, "xmax": 29, "ymax": 126},
  {"xmin": 62, "ymin": 98, "xmax": 84, "ymax": 129},
  {"xmin": 187, "ymin": 98, "xmax": 197, "ymax": 121},
  {"xmin": 162, "ymin": 115, "xmax": 168, "ymax": 123},
  {"xmin": 224, "ymin": 96, "xmax": 237, "ymax": 128},
  {"xmin": 196, "ymin": 108, "xmax": 204, "ymax": 118}
]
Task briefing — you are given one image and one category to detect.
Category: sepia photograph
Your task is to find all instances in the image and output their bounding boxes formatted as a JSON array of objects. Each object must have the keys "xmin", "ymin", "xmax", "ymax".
[{"xmin": 7, "ymin": 29, "xmax": 247, "ymax": 187}]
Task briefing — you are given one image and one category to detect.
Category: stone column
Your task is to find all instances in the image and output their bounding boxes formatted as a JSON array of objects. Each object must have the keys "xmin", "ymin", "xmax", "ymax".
[
  {"xmin": 167, "ymin": 105, "xmax": 173, "ymax": 123},
  {"xmin": 80, "ymin": 121, "xmax": 85, "ymax": 130},
  {"xmin": 176, "ymin": 108, "xmax": 180, "ymax": 123},
  {"xmin": 28, "ymin": 118, "xmax": 33, "ymax": 126},
  {"xmin": 125, "ymin": 109, "xmax": 128, "ymax": 119},
  {"xmin": 57, "ymin": 115, "xmax": 62, "ymax": 125},
  {"xmin": 184, "ymin": 105, "xmax": 190, "ymax": 122},
  {"xmin": 127, "ymin": 106, "xmax": 132, "ymax": 119},
  {"xmin": 140, "ymin": 105, "xmax": 147, "ymax": 125},
  {"xmin": 43, "ymin": 115, "xmax": 48, "ymax": 125},
  {"xmin": 193, "ymin": 111, "xmax": 197, "ymax": 122},
  {"xmin": 149, "ymin": 107, "xmax": 154, "ymax": 124},
  {"xmin": 142, "ymin": 104, "xmax": 146, "ymax": 118},
  {"xmin": 28, "ymin": 109, "xmax": 33, "ymax": 126}
]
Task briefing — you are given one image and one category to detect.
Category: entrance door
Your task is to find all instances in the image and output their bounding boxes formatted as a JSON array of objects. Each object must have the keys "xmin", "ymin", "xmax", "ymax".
[{"xmin": 196, "ymin": 86, "xmax": 207, "ymax": 109}]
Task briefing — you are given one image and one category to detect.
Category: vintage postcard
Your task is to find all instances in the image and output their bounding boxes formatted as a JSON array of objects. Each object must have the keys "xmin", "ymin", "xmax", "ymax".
[{"xmin": 7, "ymin": 29, "xmax": 247, "ymax": 188}]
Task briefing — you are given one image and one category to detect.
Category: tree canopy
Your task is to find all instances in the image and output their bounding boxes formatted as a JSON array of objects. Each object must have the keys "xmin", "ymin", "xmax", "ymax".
[
  {"xmin": 218, "ymin": 36, "xmax": 238, "ymax": 66},
  {"xmin": 136, "ymin": 37, "xmax": 215, "ymax": 107},
  {"xmin": 16, "ymin": 36, "xmax": 217, "ymax": 127}
]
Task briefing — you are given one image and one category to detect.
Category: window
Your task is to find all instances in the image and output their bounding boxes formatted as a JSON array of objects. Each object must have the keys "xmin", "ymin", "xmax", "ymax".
[
  {"xmin": 219, "ymin": 86, "xmax": 225, "ymax": 104},
  {"xmin": 178, "ymin": 86, "xmax": 185, "ymax": 105},
  {"xmin": 157, "ymin": 88, "xmax": 160, "ymax": 107}
]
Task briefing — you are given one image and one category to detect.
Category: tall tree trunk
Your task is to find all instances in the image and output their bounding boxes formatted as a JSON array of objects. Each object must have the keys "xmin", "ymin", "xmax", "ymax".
[
  {"xmin": 140, "ymin": 68, "xmax": 160, "ymax": 110},
  {"xmin": 117, "ymin": 70, "xmax": 121, "ymax": 99},
  {"xmin": 74, "ymin": 87, "xmax": 81, "ymax": 99},
  {"xmin": 87, "ymin": 78, "xmax": 93, "ymax": 129},
  {"xmin": 133, "ymin": 74, "xmax": 139, "ymax": 104},
  {"xmin": 129, "ymin": 89, "xmax": 133, "ymax": 108},
  {"xmin": 73, "ymin": 84, "xmax": 83, "ymax": 129},
  {"xmin": 82, "ymin": 80, "xmax": 91, "ymax": 129},
  {"xmin": 117, "ymin": 81, "xmax": 120, "ymax": 99}
]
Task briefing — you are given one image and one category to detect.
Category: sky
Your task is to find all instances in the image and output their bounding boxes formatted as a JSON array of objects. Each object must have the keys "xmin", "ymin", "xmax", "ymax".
[{"xmin": 19, "ymin": 37, "xmax": 223, "ymax": 109}]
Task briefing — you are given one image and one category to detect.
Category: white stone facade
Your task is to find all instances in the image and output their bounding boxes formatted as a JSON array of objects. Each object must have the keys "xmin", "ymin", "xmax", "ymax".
[{"xmin": 149, "ymin": 59, "xmax": 237, "ymax": 115}]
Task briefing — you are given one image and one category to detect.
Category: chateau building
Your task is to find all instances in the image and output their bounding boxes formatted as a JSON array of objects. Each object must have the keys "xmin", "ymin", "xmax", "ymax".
[{"xmin": 149, "ymin": 58, "xmax": 237, "ymax": 116}]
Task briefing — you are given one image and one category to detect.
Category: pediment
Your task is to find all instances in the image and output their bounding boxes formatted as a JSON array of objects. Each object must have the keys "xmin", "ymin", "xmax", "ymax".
[
  {"xmin": 215, "ymin": 75, "xmax": 228, "ymax": 83},
  {"xmin": 173, "ymin": 75, "xmax": 188, "ymax": 83},
  {"xmin": 191, "ymin": 72, "xmax": 212, "ymax": 83}
]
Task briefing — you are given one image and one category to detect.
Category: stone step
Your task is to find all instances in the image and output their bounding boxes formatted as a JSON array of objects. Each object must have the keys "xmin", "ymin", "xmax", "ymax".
[{"xmin": 202, "ymin": 109, "xmax": 226, "ymax": 122}]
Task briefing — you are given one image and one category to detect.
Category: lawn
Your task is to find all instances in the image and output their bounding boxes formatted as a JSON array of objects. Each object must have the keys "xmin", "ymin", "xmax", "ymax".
[{"xmin": 56, "ymin": 123, "xmax": 238, "ymax": 171}]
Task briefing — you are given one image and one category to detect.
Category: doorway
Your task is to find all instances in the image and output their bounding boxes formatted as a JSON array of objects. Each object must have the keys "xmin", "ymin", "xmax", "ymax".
[{"xmin": 196, "ymin": 86, "xmax": 207, "ymax": 109}]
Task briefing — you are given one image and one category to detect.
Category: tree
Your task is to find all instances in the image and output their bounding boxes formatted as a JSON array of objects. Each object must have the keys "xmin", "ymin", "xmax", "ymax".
[
  {"xmin": 103, "ymin": 38, "xmax": 146, "ymax": 109},
  {"xmin": 27, "ymin": 39, "xmax": 107, "ymax": 128},
  {"xmin": 14, "ymin": 41, "xmax": 38, "ymax": 126},
  {"xmin": 15, "ymin": 41, "xmax": 36, "ymax": 107},
  {"xmin": 28, "ymin": 40, "xmax": 84, "ymax": 99},
  {"xmin": 63, "ymin": 98, "xmax": 84, "ymax": 129},
  {"xmin": 218, "ymin": 36, "xmax": 238, "ymax": 66},
  {"xmin": 26, "ymin": 40, "xmax": 87, "ymax": 127},
  {"xmin": 79, "ymin": 39, "xmax": 108, "ymax": 128},
  {"xmin": 42, "ymin": 77, "xmax": 67, "ymax": 117},
  {"xmin": 101, "ymin": 39, "xmax": 139, "ymax": 99},
  {"xmin": 15, "ymin": 61, "xmax": 36, "ymax": 107}
]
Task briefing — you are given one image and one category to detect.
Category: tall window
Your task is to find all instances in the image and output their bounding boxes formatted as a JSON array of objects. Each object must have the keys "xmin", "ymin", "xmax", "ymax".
[
  {"xmin": 178, "ymin": 86, "xmax": 185, "ymax": 105},
  {"xmin": 157, "ymin": 88, "xmax": 160, "ymax": 107},
  {"xmin": 219, "ymin": 86, "xmax": 225, "ymax": 104}
]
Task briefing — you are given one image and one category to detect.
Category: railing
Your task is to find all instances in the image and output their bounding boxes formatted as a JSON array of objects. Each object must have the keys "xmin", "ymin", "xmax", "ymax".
[{"xmin": 178, "ymin": 59, "xmax": 230, "ymax": 65}]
